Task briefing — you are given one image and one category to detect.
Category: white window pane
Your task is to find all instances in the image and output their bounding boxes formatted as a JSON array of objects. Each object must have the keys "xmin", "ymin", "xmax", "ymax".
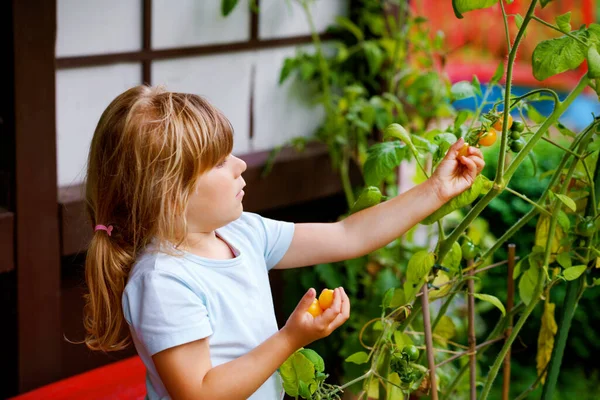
[
  {"xmin": 56, "ymin": 64, "xmax": 141, "ymax": 187},
  {"xmin": 253, "ymin": 46, "xmax": 324, "ymax": 151},
  {"xmin": 56, "ymin": 0, "xmax": 141, "ymax": 57},
  {"xmin": 152, "ymin": 53, "xmax": 253, "ymax": 155},
  {"xmin": 259, "ymin": 0, "xmax": 347, "ymax": 39},
  {"xmin": 153, "ymin": 0, "xmax": 250, "ymax": 49}
]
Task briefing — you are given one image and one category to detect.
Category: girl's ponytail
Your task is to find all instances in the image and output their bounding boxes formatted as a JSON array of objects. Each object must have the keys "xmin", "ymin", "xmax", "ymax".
[{"xmin": 83, "ymin": 230, "xmax": 134, "ymax": 351}]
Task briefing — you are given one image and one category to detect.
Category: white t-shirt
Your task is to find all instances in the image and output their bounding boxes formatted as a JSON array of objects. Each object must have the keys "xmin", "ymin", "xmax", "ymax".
[{"xmin": 122, "ymin": 212, "xmax": 295, "ymax": 399}]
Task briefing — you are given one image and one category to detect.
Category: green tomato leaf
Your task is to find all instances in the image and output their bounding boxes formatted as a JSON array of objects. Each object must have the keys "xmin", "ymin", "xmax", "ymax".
[
  {"xmin": 473, "ymin": 293, "xmax": 506, "ymax": 316},
  {"xmin": 491, "ymin": 61, "xmax": 505, "ymax": 84},
  {"xmin": 540, "ymin": 0, "xmax": 555, "ymax": 7},
  {"xmin": 532, "ymin": 31, "xmax": 587, "ymax": 81},
  {"xmin": 563, "ymin": 265, "xmax": 587, "ymax": 280},
  {"xmin": 364, "ymin": 141, "xmax": 407, "ymax": 186},
  {"xmin": 454, "ymin": 110, "xmax": 471, "ymax": 131},
  {"xmin": 452, "ymin": 0, "xmax": 498, "ymax": 19},
  {"xmin": 526, "ymin": 104, "xmax": 546, "ymax": 124},
  {"xmin": 519, "ymin": 266, "xmax": 540, "ymax": 306},
  {"xmin": 335, "ymin": 16, "xmax": 364, "ymax": 41},
  {"xmin": 554, "ymin": 193, "xmax": 577, "ymax": 212},
  {"xmin": 280, "ymin": 352, "xmax": 316, "ymax": 397},
  {"xmin": 450, "ymin": 81, "xmax": 477, "ymax": 101},
  {"xmin": 404, "ymin": 251, "xmax": 435, "ymax": 301},
  {"xmin": 279, "ymin": 58, "xmax": 296, "ymax": 84},
  {"xmin": 556, "ymin": 252, "xmax": 572, "ymax": 269},
  {"xmin": 442, "ymin": 242, "xmax": 463, "ymax": 272},
  {"xmin": 221, "ymin": 0, "xmax": 239, "ymax": 16},
  {"xmin": 298, "ymin": 348, "xmax": 325, "ymax": 373},
  {"xmin": 515, "ymin": 14, "xmax": 524, "ymax": 30},
  {"xmin": 350, "ymin": 186, "xmax": 383, "ymax": 214},
  {"xmin": 587, "ymin": 46, "xmax": 600, "ymax": 79},
  {"xmin": 345, "ymin": 351, "xmax": 369, "ymax": 365},
  {"xmin": 363, "ymin": 42, "xmax": 384, "ymax": 76},
  {"xmin": 433, "ymin": 315, "xmax": 456, "ymax": 346},
  {"xmin": 471, "ymin": 75, "xmax": 482, "ymax": 96},
  {"xmin": 555, "ymin": 12, "xmax": 572, "ymax": 33}
]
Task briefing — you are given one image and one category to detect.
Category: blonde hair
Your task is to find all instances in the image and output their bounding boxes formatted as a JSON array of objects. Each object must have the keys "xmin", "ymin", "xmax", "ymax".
[{"xmin": 83, "ymin": 85, "xmax": 233, "ymax": 351}]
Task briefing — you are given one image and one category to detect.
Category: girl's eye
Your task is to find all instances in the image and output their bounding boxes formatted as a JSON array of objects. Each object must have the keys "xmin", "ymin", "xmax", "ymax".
[{"xmin": 216, "ymin": 157, "xmax": 228, "ymax": 168}]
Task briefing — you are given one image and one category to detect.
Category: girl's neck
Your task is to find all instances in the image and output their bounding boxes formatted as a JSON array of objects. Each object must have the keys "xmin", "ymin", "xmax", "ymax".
[{"xmin": 180, "ymin": 231, "xmax": 236, "ymax": 260}]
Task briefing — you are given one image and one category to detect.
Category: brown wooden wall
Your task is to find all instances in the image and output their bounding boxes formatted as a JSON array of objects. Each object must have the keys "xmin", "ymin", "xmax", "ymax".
[{"xmin": 0, "ymin": 0, "xmax": 357, "ymax": 397}]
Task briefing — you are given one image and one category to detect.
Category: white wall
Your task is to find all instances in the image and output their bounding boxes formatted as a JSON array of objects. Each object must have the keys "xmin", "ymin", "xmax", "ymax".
[{"xmin": 55, "ymin": 0, "xmax": 348, "ymax": 187}]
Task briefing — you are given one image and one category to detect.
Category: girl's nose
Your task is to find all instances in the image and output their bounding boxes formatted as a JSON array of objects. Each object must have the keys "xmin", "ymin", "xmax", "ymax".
[{"xmin": 235, "ymin": 156, "xmax": 247, "ymax": 175}]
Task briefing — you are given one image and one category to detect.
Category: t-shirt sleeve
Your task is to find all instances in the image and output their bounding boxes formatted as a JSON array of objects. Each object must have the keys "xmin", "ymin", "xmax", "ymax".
[
  {"xmin": 122, "ymin": 270, "xmax": 213, "ymax": 356},
  {"xmin": 243, "ymin": 212, "xmax": 295, "ymax": 270}
]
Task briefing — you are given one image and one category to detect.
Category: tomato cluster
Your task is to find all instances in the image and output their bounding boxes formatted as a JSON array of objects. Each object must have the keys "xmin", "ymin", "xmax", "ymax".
[
  {"xmin": 307, "ymin": 289, "xmax": 335, "ymax": 317},
  {"xmin": 390, "ymin": 345, "xmax": 423, "ymax": 385}
]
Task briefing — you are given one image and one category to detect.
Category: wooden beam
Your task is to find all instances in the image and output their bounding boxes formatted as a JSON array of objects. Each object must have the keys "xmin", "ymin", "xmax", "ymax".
[
  {"xmin": 59, "ymin": 142, "xmax": 357, "ymax": 256},
  {"xmin": 0, "ymin": 209, "xmax": 14, "ymax": 274},
  {"xmin": 55, "ymin": 34, "xmax": 332, "ymax": 70},
  {"xmin": 13, "ymin": 0, "xmax": 62, "ymax": 392}
]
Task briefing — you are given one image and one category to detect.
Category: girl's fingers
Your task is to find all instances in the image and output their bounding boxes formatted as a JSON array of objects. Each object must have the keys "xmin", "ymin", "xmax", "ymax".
[
  {"xmin": 328, "ymin": 288, "xmax": 350, "ymax": 331},
  {"xmin": 468, "ymin": 146, "xmax": 484, "ymax": 159},
  {"xmin": 459, "ymin": 155, "xmax": 478, "ymax": 176}
]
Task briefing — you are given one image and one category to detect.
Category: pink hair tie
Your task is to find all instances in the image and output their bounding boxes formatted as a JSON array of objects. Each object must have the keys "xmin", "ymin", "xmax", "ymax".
[{"xmin": 94, "ymin": 224, "xmax": 113, "ymax": 237}]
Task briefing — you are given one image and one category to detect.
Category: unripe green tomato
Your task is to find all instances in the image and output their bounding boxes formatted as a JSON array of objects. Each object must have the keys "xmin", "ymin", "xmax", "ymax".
[
  {"xmin": 510, "ymin": 138, "xmax": 526, "ymax": 152},
  {"xmin": 511, "ymin": 121, "xmax": 525, "ymax": 132},
  {"xmin": 402, "ymin": 345, "xmax": 420, "ymax": 362},
  {"xmin": 510, "ymin": 130, "xmax": 521, "ymax": 140},
  {"xmin": 461, "ymin": 241, "xmax": 477, "ymax": 260},
  {"xmin": 576, "ymin": 218, "xmax": 596, "ymax": 237}
]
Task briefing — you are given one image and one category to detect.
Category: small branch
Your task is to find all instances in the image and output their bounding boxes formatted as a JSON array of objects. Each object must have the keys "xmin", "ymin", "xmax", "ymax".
[
  {"xmin": 532, "ymin": 15, "xmax": 588, "ymax": 46},
  {"xmin": 435, "ymin": 337, "xmax": 505, "ymax": 369},
  {"xmin": 540, "ymin": 136, "xmax": 582, "ymax": 158},
  {"xmin": 467, "ymin": 260, "xmax": 477, "ymax": 400},
  {"xmin": 500, "ymin": 0, "xmax": 512, "ymax": 52},
  {"xmin": 514, "ymin": 362, "xmax": 550, "ymax": 400},
  {"xmin": 421, "ymin": 284, "xmax": 439, "ymax": 400},
  {"xmin": 504, "ymin": 186, "xmax": 553, "ymax": 217}
]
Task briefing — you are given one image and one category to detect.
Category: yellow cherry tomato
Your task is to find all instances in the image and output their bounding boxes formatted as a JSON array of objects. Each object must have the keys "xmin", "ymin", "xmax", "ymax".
[
  {"xmin": 478, "ymin": 128, "xmax": 497, "ymax": 147},
  {"xmin": 318, "ymin": 289, "xmax": 335, "ymax": 309},
  {"xmin": 307, "ymin": 299, "xmax": 323, "ymax": 317},
  {"xmin": 492, "ymin": 114, "xmax": 513, "ymax": 131},
  {"xmin": 458, "ymin": 143, "xmax": 470, "ymax": 158}
]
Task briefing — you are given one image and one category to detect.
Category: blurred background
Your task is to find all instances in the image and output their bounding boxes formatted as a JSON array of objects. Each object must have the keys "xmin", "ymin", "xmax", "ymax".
[{"xmin": 1, "ymin": 0, "xmax": 599, "ymax": 399}]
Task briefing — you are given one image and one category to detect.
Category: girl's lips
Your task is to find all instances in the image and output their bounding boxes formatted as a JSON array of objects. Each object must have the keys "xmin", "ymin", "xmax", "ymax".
[{"xmin": 236, "ymin": 189, "xmax": 245, "ymax": 198}]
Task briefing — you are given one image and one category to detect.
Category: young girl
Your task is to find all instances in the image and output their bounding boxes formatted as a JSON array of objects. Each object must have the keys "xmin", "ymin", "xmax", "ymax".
[{"xmin": 83, "ymin": 85, "xmax": 484, "ymax": 400}]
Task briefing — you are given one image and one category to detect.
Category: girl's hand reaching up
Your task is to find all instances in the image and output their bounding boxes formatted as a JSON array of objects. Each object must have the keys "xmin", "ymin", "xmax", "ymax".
[{"xmin": 281, "ymin": 287, "xmax": 350, "ymax": 349}]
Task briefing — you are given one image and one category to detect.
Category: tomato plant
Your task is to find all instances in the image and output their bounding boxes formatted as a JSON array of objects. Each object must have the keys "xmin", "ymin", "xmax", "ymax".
[{"xmin": 274, "ymin": 1, "xmax": 600, "ymax": 399}]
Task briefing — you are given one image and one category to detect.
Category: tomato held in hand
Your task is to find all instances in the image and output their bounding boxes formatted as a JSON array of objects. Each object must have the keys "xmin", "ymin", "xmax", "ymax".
[
  {"xmin": 478, "ymin": 128, "xmax": 497, "ymax": 147},
  {"xmin": 307, "ymin": 299, "xmax": 324, "ymax": 317},
  {"xmin": 492, "ymin": 114, "xmax": 513, "ymax": 131},
  {"xmin": 318, "ymin": 289, "xmax": 334, "ymax": 309},
  {"xmin": 458, "ymin": 143, "xmax": 470, "ymax": 158}
]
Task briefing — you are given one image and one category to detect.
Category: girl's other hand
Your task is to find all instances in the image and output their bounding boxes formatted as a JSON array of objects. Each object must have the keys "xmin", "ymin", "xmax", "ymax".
[{"xmin": 281, "ymin": 287, "xmax": 350, "ymax": 349}]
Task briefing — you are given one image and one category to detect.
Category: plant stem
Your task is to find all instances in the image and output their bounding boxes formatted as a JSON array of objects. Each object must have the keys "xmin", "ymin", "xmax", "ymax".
[
  {"xmin": 541, "ymin": 138, "xmax": 600, "ymax": 398},
  {"xmin": 479, "ymin": 127, "xmax": 583, "ymax": 400},
  {"xmin": 504, "ymin": 186, "xmax": 552, "ymax": 216},
  {"xmin": 340, "ymin": 151, "xmax": 355, "ymax": 207},
  {"xmin": 496, "ymin": 0, "xmax": 539, "ymax": 179},
  {"xmin": 421, "ymin": 284, "xmax": 438, "ymax": 400},
  {"xmin": 299, "ymin": 0, "xmax": 333, "ymax": 116},
  {"xmin": 531, "ymin": 15, "xmax": 589, "ymax": 46},
  {"xmin": 435, "ymin": 337, "xmax": 504, "ymax": 369},
  {"xmin": 467, "ymin": 260, "xmax": 477, "ymax": 400},
  {"xmin": 502, "ymin": 244, "xmax": 516, "ymax": 400}
]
